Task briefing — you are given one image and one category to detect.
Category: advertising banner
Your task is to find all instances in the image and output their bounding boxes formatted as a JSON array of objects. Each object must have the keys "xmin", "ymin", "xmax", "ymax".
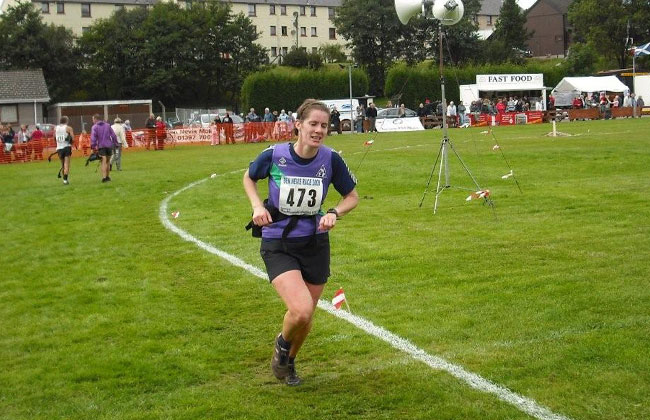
[{"xmin": 376, "ymin": 117, "xmax": 424, "ymax": 132}]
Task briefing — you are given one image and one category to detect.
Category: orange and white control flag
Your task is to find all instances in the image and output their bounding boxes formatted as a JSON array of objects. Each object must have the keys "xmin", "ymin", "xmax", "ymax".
[
  {"xmin": 172, "ymin": 211, "xmax": 180, "ymax": 219},
  {"xmin": 332, "ymin": 287, "xmax": 347, "ymax": 310},
  {"xmin": 364, "ymin": 140, "xmax": 374, "ymax": 146},
  {"xmin": 466, "ymin": 189, "xmax": 491, "ymax": 201}
]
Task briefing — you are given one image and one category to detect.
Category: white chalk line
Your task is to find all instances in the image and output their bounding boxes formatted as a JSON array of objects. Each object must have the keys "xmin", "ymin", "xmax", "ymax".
[{"xmin": 159, "ymin": 169, "xmax": 571, "ymax": 420}]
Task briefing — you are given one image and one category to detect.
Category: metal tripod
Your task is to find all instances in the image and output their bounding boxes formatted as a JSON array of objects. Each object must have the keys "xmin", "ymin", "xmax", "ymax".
[{"xmin": 419, "ymin": 26, "xmax": 491, "ymax": 214}]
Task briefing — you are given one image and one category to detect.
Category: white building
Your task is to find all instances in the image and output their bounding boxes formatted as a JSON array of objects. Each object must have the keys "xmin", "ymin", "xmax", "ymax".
[{"xmin": 0, "ymin": 0, "xmax": 347, "ymax": 61}]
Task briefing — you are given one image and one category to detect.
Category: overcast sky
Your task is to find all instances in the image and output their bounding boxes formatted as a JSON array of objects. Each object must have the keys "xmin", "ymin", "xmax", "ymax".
[{"xmin": 516, "ymin": 0, "xmax": 537, "ymax": 9}]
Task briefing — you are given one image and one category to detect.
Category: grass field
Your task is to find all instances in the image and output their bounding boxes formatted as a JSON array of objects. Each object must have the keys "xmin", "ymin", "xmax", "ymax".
[{"xmin": 2, "ymin": 119, "xmax": 649, "ymax": 419}]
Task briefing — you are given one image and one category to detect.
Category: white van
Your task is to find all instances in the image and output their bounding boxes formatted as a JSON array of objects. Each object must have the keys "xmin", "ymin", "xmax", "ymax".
[{"xmin": 320, "ymin": 98, "xmax": 360, "ymax": 131}]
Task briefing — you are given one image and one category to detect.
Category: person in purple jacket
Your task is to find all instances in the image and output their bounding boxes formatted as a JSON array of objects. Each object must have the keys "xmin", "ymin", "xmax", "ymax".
[
  {"xmin": 90, "ymin": 114, "xmax": 118, "ymax": 183},
  {"xmin": 243, "ymin": 99, "xmax": 359, "ymax": 386}
]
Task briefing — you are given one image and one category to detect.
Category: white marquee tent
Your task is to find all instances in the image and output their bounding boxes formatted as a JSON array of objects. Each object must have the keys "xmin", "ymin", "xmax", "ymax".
[{"xmin": 551, "ymin": 76, "xmax": 629, "ymax": 107}]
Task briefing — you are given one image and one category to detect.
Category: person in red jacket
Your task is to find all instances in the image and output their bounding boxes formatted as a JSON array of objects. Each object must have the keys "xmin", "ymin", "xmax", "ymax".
[{"xmin": 155, "ymin": 116, "xmax": 166, "ymax": 150}]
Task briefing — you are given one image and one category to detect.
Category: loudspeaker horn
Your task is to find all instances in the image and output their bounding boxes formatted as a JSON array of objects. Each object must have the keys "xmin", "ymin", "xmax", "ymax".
[
  {"xmin": 432, "ymin": 0, "xmax": 464, "ymax": 25},
  {"xmin": 395, "ymin": 0, "xmax": 424, "ymax": 24}
]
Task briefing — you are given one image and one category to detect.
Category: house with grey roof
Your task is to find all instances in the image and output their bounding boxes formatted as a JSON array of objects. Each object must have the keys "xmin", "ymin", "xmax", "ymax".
[{"xmin": 0, "ymin": 69, "xmax": 51, "ymax": 125}]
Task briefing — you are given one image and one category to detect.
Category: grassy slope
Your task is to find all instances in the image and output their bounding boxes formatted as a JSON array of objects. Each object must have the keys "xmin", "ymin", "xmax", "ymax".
[{"xmin": 1, "ymin": 119, "xmax": 649, "ymax": 419}]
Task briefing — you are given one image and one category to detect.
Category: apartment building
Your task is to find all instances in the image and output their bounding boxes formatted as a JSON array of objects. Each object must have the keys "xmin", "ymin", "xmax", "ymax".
[
  {"xmin": 0, "ymin": 0, "xmax": 345, "ymax": 59},
  {"xmin": 1, "ymin": 0, "xmax": 502, "ymax": 59}
]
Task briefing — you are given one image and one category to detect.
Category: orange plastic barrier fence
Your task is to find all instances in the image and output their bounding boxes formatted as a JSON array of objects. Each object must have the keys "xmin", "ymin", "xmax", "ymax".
[{"xmin": 1, "ymin": 122, "xmax": 297, "ymax": 164}]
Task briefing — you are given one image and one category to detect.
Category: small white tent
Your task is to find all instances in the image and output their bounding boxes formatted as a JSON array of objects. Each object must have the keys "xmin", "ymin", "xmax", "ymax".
[{"xmin": 552, "ymin": 76, "xmax": 629, "ymax": 106}]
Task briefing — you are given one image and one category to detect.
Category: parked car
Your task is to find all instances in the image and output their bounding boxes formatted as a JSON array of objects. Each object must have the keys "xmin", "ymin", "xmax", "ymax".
[
  {"xmin": 166, "ymin": 117, "xmax": 183, "ymax": 129},
  {"xmin": 189, "ymin": 113, "xmax": 219, "ymax": 128},
  {"xmin": 376, "ymin": 107, "xmax": 417, "ymax": 119}
]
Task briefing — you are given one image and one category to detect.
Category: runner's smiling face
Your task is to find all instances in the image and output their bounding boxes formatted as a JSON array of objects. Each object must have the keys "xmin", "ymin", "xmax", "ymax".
[{"xmin": 296, "ymin": 109, "xmax": 329, "ymax": 148}]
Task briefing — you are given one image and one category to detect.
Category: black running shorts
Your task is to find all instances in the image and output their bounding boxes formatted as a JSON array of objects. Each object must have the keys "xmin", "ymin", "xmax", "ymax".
[
  {"xmin": 98, "ymin": 147, "xmax": 113, "ymax": 157},
  {"xmin": 57, "ymin": 146, "xmax": 72, "ymax": 159},
  {"xmin": 260, "ymin": 234, "xmax": 330, "ymax": 285}
]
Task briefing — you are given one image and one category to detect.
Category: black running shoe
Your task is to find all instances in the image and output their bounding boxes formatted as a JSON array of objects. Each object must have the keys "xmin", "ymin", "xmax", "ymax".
[
  {"xmin": 271, "ymin": 334, "xmax": 291, "ymax": 379},
  {"xmin": 285, "ymin": 361, "xmax": 302, "ymax": 386}
]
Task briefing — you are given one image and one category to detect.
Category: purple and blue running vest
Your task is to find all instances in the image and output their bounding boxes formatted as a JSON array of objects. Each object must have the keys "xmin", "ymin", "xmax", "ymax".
[{"xmin": 263, "ymin": 143, "xmax": 333, "ymax": 239}]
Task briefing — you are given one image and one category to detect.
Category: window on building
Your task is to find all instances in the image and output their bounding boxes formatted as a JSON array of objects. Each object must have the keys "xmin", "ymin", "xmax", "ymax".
[
  {"xmin": 300, "ymin": 27, "xmax": 306, "ymax": 37},
  {"xmin": 81, "ymin": 26, "xmax": 90, "ymax": 34},
  {"xmin": 487, "ymin": 15, "xmax": 492, "ymax": 25},
  {"xmin": 81, "ymin": 3, "xmax": 91, "ymax": 17},
  {"xmin": 281, "ymin": 47, "xmax": 288, "ymax": 56},
  {"xmin": 0, "ymin": 105, "xmax": 18, "ymax": 123},
  {"xmin": 248, "ymin": 4, "xmax": 256, "ymax": 17},
  {"xmin": 41, "ymin": 2, "xmax": 49, "ymax": 13},
  {"xmin": 329, "ymin": 28, "xmax": 336, "ymax": 39},
  {"xmin": 301, "ymin": 47, "xmax": 307, "ymax": 52},
  {"xmin": 328, "ymin": 7, "xmax": 335, "ymax": 19},
  {"xmin": 312, "ymin": 47, "xmax": 318, "ymax": 54},
  {"xmin": 57, "ymin": 2, "xmax": 64, "ymax": 14},
  {"xmin": 310, "ymin": 5, "xmax": 316, "ymax": 16},
  {"xmin": 116, "ymin": 4, "xmax": 126, "ymax": 11},
  {"xmin": 270, "ymin": 26, "xmax": 276, "ymax": 36},
  {"xmin": 281, "ymin": 26, "xmax": 287, "ymax": 36},
  {"xmin": 271, "ymin": 47, "xmax": 277, "ymax": 57},
  {"xmin": 280, "ymin": 5, "xmax": 286, "ymax": 15},
  {"xmin": 300, "ymin": 5, "xmax": 305, "ymax": 15},
  {"xmin": 269, "ymin": 4, "xmax": 275, "ymax": 15},
  {"xmin": 311, "ymin": 26, "xmax": 317, "ymax": 37}
]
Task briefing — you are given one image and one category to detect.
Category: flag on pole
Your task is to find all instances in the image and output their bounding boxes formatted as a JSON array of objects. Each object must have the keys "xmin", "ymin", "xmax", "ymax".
[
  {"xmin": 492, "ymin": 144, "xmax": 500, "ymax": 151},
  {"xmin": 501, "ymin": 170, "xmax": 513, "ymax": 179},
  {"xmin": 634, "ymin": 42, "xmax": 650, "ymax": 57},
  {"xmin": 364, "ymin": 140, "xmax": 374, "ymax": 146},
  {"xmin": 172, "ymin": 211, "xmax": 180, "ymax": 218},
  {"xmin": 332, "ymin": 287, "xmax": 347, "ymax": 310}
]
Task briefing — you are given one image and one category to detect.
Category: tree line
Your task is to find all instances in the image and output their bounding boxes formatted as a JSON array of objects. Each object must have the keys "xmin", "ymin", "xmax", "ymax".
[
  {"xmin": 0, "ymin": 0, "xmax": 266, "ymax": 108},
  {"xmin": 1, "ymin": 0, "xmax": 648, "ymax": 107}
]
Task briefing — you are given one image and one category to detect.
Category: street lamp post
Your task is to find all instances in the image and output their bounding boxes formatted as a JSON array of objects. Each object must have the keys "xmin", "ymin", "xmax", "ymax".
[{"xmin": 348, "ymin": 64, "xmax": 353, "ymax": 132}]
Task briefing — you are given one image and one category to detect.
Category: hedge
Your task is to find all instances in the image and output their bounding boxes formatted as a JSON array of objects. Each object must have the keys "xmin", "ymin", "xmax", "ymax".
[
  {"xmin": 385, "ymin": 62, "xmax": 567, "ymax": 109},
  {"xmin": 241, "ymin": 67, "xmax": 369, "ymax": 113}
]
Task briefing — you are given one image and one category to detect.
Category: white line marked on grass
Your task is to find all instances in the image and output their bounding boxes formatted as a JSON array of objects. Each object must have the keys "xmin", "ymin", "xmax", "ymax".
[{"xmin": 159, "ymin": 170, "xmax": 571, "ymax": 420}]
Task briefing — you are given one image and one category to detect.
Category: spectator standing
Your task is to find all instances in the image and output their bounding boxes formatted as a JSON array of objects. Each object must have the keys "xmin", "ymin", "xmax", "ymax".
[
  {"xmin": 222, "ymin": 112, "xmax": 234, "ymax": 144},
  {"xmin": 123, "ymin": 120, "xmax": 133, "ymax": 147},
  {"xmin": 31, "ymin": 125, "xmax": 44, "ymax": 160},
  {"xmin": 55, "ymin": 116, "xmax": 74, "ymax": 185},
  {"xmin": 155, "ymin": 116, "xmax": 166, "ymax": 150},
  {"xmin": 496, "ymin": 99, "xmax": 506, "ymax": 114},
  {"xmin": 355, "ymin": 104, "xmax": 365, "ymax": 133},
  {"xmin": 263, "ymin": 108, "xmax": 274, "ymax": 140},
  {"xmin": 16, "ymin": 124, "xmax": 31, "ymax": 162},
  {"xmin": 110, "ymin": 117, "xmax": 128, "ymax": 171},
  {"xmin": 3, "ymin": 123, "xmax": 15, "ymax": 162},
  {"xmin": 366, "ymin": 103, "xmax": 377, "ymax": 132},
  {"xmin": 90, "ymin": 114, "xmax": 118, "ymax": 183},
  {"xmin": 144, "ymin": 114, "xmax": 156, "ymax": 150},
  {"xmin": 457, "ymin": 101, "xmax": 466, "ymax": 126},
  {"xmin": 417, "ymin": 103, "xmax": 427, "ymax": 127},
  {"xmin": 330, "ymin": 107, "xmax": 341, "ymax": 134}
]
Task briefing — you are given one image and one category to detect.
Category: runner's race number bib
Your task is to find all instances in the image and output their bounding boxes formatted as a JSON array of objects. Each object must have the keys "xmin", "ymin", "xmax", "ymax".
[{"xmin": 279, "ymin": 176, "xmax": 323, "ymax": 216}]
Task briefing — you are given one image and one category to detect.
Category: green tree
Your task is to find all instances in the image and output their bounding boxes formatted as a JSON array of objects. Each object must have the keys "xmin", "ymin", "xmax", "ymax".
[
  {"xmin": 396, "ymin": 0, "xmax": 482, "ymax": 66},
  {"xmin": 0, "ymin": 1, "xmax": 79, "ymax": 102},
  {"xmin": 568, "ymin": 0, "xmax": 650, "ymax": 69},
  {"xmin": 77, "ymin": 0, "xmax": 266, "ymax": 109},
  {"xmin": 564, "ymin": 42, "xmax": 599, "ymax": 76},
  {"xmin": 483, "ymin": 0, "xmax": 532, "ymax": 63},
  {"xmin": 319, "ymin": 44, "xmax": 347, "ymax": 63},
  {"xmin": 334, "ymin": 0, "xmax": 404, "ymax": 95}
]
